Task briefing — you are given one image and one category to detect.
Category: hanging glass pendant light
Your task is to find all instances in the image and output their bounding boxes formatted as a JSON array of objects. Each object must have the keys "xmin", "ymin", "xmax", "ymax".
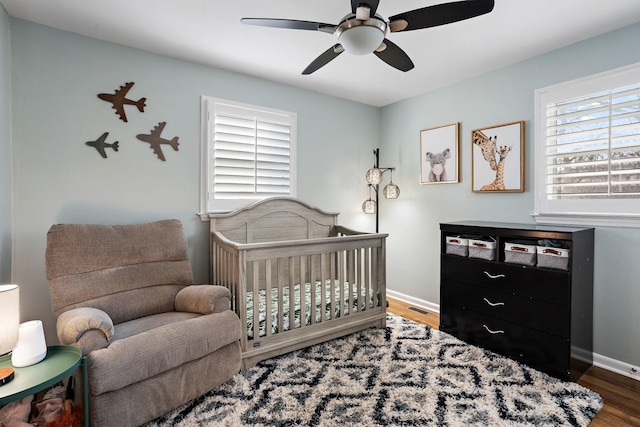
[
  {"xmin": 383, "ymin": 170, "xmax": 400, "ymax": 199},
  {"xmin": 365, "ymin": 167, "xmax": 382, "ymax": 185},
  {"xmin": 362, "ymin": 185, "xmax": 376, "ymax": 214}
]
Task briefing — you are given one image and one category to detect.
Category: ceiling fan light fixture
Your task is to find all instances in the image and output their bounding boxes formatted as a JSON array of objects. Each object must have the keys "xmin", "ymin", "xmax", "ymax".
[
  {"xmin": 242, "ymin": 0, "xmax": 496, "ymax": 73},
  {"xmin": 337, "ymin": 19, "xmax": 386, "ymax": 55}
]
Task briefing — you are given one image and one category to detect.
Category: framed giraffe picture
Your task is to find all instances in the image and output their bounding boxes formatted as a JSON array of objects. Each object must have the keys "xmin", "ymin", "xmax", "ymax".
[
  {"xmin": 471, "ymin": 120, "xmax": 524, "ymax": 192},
  {"xmin": 420, "ymin": 122, "xmax": 460, "ymax": 184}
]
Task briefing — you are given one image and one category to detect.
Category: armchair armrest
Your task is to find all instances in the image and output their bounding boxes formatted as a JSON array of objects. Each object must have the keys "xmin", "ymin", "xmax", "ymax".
[
  {"xmin": 56, "ymin": 307, "xmax": 114, "ymax": 355},
  {"xmin": 175, "ymin": 285, "xmax": 231, "ymax": 314}
]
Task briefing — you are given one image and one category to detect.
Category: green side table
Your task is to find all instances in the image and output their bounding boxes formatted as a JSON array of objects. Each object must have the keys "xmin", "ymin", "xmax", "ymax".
[{"xmin": 0, "ymin": 345, "xmax": 88, "ymax": 427}]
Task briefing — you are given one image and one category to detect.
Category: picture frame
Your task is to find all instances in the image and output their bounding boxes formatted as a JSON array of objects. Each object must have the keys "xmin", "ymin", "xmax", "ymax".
[
  {"xmin": 471, "ymin": 120, "xmax": 524, "ymax": 192},
  {"xmin": 420, "ymin": 122, "xmax": 460, "ymax": 184}
]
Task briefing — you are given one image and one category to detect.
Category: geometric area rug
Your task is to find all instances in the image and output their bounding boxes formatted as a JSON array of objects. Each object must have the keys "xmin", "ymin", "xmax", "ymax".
[{"xmin": 145, "ymin": 314, "xmax": 603, "ymax": 427}]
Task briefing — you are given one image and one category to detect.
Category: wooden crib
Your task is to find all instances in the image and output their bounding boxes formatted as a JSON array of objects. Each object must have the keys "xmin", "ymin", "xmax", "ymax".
[{"xmin": 208, "ymin": 197, "xmax": 387, "ymax": 369}]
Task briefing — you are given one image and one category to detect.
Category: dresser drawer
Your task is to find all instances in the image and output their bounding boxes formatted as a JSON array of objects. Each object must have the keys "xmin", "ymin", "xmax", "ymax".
[
  {"xmin": 441, "ymin": 279, "xmax": 570, "ymax": 337},
  {"xmin": 440, "ymin": 304, "xmax": 570, "ymax": 379},
  {"xmin": 441, "ymin": 255, "xmax": 570, "ymax": 305}
]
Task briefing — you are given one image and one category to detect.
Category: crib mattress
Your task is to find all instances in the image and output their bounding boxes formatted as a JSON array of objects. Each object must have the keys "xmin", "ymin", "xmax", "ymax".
[{"xmin": 246, "ymin": 281, "xmax": 374, "ymax": 338}]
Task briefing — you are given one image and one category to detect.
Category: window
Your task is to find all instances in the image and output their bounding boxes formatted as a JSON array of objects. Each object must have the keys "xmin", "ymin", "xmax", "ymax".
[
  {"xmin": 200, "ymin": 97, "xmax": 297, "ymax": 213},
  {"xmin": 534, "ymin": 63, "xmax": 640, "ymax": 227}
]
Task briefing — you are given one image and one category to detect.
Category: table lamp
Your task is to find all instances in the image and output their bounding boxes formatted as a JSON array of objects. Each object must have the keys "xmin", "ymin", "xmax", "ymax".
[{"xmin": 0, "ymin": 284, "xmax": 19, "ymax": 385}]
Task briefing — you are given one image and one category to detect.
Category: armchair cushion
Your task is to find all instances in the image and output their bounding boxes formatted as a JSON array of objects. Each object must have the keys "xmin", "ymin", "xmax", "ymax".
[
  {"xmin": 88, "ymin": 310, "xmax": 242, "ymax": 395},
  {"xmin": 57, "ymin": 307, "xmax": 114, "ymax": 355},
  {"xmin": 46, "ymin": 220, "xmax": 193, "ymax": 323},
  {"xmin": 175, "ymin": 285, "xmax": 232, "ymax": 314}
]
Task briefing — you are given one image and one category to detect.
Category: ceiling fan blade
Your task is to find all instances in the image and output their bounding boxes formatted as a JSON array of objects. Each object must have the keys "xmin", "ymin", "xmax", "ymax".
[
  {"xmin": 389, "ymin": 0, "xmax": 494, "ymax": 33},
  {"xmin": 241, "ymin": 18, "xmax": 336, "ymax": 33},
  {"xmin": 351, "ymin": 0, "xmax": 380, "ymax": 16},
  {"xmin": 373, "ymin": 39, "xmax": 414, "ymax": 72},
  {"xmin": 302, "ymin": 44, "xmax": 345, "ymax": 75}
]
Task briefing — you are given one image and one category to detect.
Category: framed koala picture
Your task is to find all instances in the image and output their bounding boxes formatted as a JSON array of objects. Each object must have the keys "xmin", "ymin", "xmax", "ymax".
[{"xmin": 420, "ymin": 123, "xmax": 460, "ymax": 184}]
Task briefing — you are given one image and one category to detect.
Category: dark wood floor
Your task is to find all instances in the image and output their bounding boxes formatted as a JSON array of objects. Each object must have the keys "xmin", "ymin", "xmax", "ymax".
[{"xmin": 387, "ymin": 297, "xmax": 640, "ymax": 427}]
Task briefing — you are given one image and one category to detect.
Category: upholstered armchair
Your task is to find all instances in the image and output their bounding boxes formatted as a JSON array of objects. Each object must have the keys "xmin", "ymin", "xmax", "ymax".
[{"xmin": 45, "ymin": 219, "xmax": 242, "ymax": 427}]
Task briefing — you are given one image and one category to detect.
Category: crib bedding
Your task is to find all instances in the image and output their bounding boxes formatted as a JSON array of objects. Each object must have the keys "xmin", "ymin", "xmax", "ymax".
[{"xmin": 246, "ymin": 281, "xmax": 374, "ymax": 338}]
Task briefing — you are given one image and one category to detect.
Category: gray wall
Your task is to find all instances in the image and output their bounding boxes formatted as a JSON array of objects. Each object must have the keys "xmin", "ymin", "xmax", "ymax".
[
  {"xmin": 0, "ymin": 5, "xmax": 11, "ymax": 283},
  {"xmin": 9, "ymin": 18, "xmax": 380, "ymax": 343},
  {"xmin": 380, "ymin": 22, "xmax": 640, "ymax": 367},
  {"xmin": 7, "ymin": 16, "xmax": 640, "ymax": 370}
]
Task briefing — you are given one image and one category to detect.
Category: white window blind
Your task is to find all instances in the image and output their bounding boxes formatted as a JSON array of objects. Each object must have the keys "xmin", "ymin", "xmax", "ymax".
[
  {"xmin": 201, "ymin": 97, "xmax": 297, "ymax": 213},
  {"xmin": 545, "ymin": 84, "xmax": 640, "ymax": 199},
  {"xmin": 534, "ymin": 63, "xmax": 640, "ymax": 227}
]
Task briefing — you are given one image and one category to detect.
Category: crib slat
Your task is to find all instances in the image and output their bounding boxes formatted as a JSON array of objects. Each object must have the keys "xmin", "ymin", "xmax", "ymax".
[
  {"xmin": 338, "ymin": 250, "xmax": 344, "ymax": 318},
  {"xmin": 329, "ymin": 253, "xmax": 335, "ymax": 320},
  {"xmin": 346, "ymin": 250, "xmax": 353, "ymax": 316},
  {"xmin": 356, "ymin": 248, "xmax": 362, "ymax": 313},
  {"xmin": 365, "ymin": 247, "xmax": 371, "ymax": 311},
  {"xmin": 233, "ymin": 251, "xmax": 239, "ymax": 311},
  {"xmin": 277, "ymin": 258, "xmax": 284, "ymax": 334},
  {"xmin": 288, "ymin": 257, "xmax": 295, "ymax": 331},
  {"xmin": 320, "ymin": 253, "xmax": 327, "ymax": 323},
  {"xmin": 344, "ymin": 250, "xmax": 348, "ymax": 316},
  {"xmin": 265, "ymin": 259, "xmax": 272, "ymax": 338},
  {"xmin": 252, "ymin": 260, "xmax": 260, "ymax": 342},
  {"xmin": 310, "ymin": 254, "xmax": 317, "ymax": 325},
  {"xmin": 299, "ymin": 255, "xmax": 306, "ymax": 330}
]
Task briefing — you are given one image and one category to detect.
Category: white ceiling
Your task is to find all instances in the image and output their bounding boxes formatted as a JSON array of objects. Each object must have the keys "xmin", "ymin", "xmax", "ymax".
[{"xmin": 2, "ymin": 0, "xmax": 640, "ymax": 107}]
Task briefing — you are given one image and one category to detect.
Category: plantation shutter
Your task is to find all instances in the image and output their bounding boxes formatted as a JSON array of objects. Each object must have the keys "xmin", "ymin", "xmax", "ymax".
[
  {"xmin": 204, "ymin": 98, "xmax": 297, "ymax": 212},
  {"xmin": 544, "ymin": 83, "xmax": 640, "ymax": 200}
]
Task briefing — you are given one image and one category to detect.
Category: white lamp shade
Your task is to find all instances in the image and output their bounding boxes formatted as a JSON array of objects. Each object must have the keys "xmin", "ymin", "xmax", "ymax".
[
  {"xmin": 11, "ymin": 320, "xmax": 47, "ymax": 367},
  {"xmin": 0, "ymin": 284, "xmax": 19, "ymax": 355}
]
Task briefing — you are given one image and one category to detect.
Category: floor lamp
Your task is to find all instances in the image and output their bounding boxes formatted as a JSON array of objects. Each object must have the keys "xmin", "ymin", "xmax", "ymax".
[{"xmin": 362, "ymin": 148, "xmax": 399, "ymax": 232}]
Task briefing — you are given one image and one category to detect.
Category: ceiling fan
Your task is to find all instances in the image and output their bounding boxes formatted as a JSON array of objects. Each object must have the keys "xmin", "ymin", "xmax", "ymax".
[{"xmin": 241, "ymin": 0, "xmax": 495, "ymax": 74}]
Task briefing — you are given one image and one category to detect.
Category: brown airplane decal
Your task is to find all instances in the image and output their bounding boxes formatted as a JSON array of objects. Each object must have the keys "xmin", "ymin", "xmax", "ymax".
[
  {"xmin": 136, "ymin": 122, "xmax": 179, "ymax": 161},
  {"xmin": 98, "ymin": 82, "xmax": 146, "ymax": 122}
]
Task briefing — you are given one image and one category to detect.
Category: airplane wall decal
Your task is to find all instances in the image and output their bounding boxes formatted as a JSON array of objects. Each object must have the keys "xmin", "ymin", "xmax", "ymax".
[
  {"xmin": 136, "ymin": 122, "xmax": 179, "ymax": 161},
  {"xmin": 86, "ymin": 132, "xmax": 119, "ymax": 158},
  {"xmin": 98, "ymin": 82, "xmax": 146, "ymax": 122}
]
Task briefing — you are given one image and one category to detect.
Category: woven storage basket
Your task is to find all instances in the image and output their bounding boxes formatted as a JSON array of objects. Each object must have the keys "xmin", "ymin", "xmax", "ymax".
[
  {"xmin": 445, "ymin": 236, "xmax": 469, "ymax": 257},
  {"xmin": 537, "ymin": 246, "xmax": 570, "ymax": 270},
  {"xmin": 468, "ymin": 238, "xmax": 496, "ymax": 261},
  {"xmin": 504, "ymin": 241, "xmax": 536, "ymax": 266}
]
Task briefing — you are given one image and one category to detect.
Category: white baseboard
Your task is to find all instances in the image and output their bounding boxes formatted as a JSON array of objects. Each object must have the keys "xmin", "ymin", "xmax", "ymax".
[
  {"xmin": 387, "ymin": 289, "xmax": 640, "ymax": 383},
  {"xmin": 593, "ymin": 352, "xmax": 640, "ymax": 382},
  {"xmin": 387, "ymin": 289, "xmax": 440, "ymax": 314}
]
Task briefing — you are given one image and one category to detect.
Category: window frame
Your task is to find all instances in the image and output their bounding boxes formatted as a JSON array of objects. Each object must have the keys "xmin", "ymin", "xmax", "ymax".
[
  {"xmin": 199, "ymin": 96, "xmax": 297, "ymax": 215},
  {"xmin": 533, "ymin": 63, "xmax": 640, "ymax": 228}
]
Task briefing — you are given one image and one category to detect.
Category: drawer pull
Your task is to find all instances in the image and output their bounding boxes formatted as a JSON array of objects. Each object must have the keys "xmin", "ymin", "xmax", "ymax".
[
  {"xmin": 483, "ymin": 271, "xmax": 506, "ymax": 279},
  {"xmin": 483, "ymin": 324, "xmax": 505, "ymax": 334},
  {"xmin": 483, "ymin": 298, "xmax": 505, "ymax": 307}
]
